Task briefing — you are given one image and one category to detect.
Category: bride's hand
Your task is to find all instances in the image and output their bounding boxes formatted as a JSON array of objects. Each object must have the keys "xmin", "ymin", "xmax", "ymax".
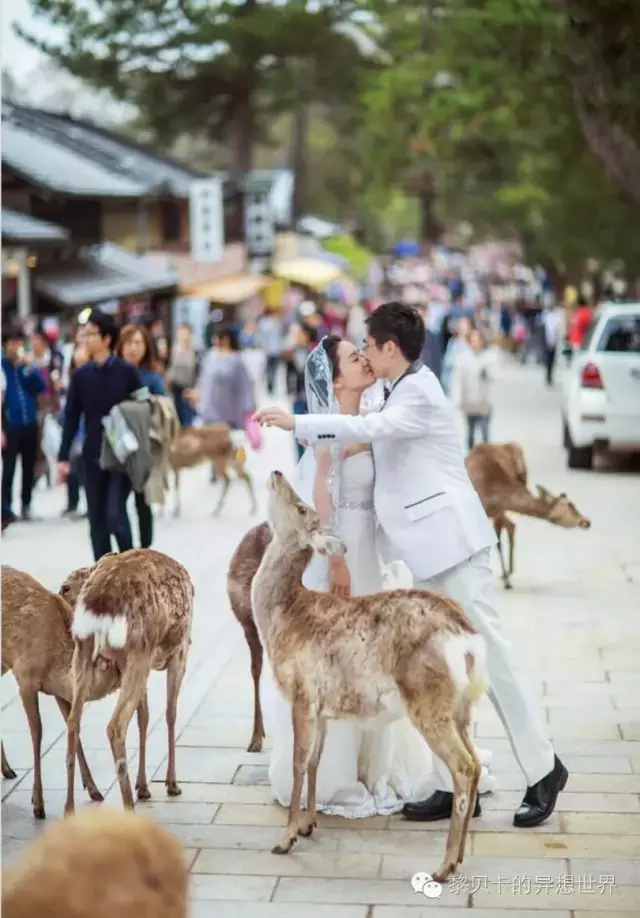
[{"xmin": 329, "ymin": 556, "xmax": 351, "ymax": 598}]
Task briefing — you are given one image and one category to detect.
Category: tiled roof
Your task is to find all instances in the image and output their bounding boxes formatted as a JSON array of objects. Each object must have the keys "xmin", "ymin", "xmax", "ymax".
[
  {"xmin": 2, "ymin": 101, "xmax": 211, "ymax": 199},
  {"xmin": 1, "ymin": 208, "xmax": 69, "ymax": 245},
  {"xmin": 34, "ymin": 243, "xmax": 179, "ymax": 307}
]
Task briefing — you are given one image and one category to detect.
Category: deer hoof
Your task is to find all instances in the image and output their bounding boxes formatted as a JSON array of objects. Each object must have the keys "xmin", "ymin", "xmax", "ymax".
[
  {"xmin": 33, "ymin": 805, "xmax": 46, "ymax": 820},
  {"xmin": 503, "ymin": 581, "xmax": 513, "ymax": 590},
  {"xmin": 2, "ymin": 766, "xmax": 17, "ymax": 779},
  {"xmin": 166, "ymin": 780, "xmax": 182, "ymax": 797},
  {"xmin": 272, "ymin": 838, "xmax": 296, "ymax": 855},
  {"xmin": 88, "ymin": 788, "xmax": 104, "ymax": 802},
  {"xmin": 247, "ymin": 736, "xmax": 263, "ymax": 753},
  {"xmin": 298, "ymin": 821, "xmax": 316, "ymax": 838},
  {"xmin": 136, "ymin": 785, "xmax": 152, "ymax": 801}
]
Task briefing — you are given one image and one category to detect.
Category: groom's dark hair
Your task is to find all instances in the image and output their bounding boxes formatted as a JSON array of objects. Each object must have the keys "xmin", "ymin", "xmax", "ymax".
[{"xmin": 366, "ymin": 301, "xmax": 425, "ymax": 362}]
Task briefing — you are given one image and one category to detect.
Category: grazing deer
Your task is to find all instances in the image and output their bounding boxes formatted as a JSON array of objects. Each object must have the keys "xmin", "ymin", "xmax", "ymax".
[
  {"xmin": 2, "ymin": 808, "xmax": 188, "ymax": 918},
  {"xmin": 65, "ymin": 548, "xmax": 194, "ymax": 814},
  {"xmin": 466, "ymin": 442, "xmax": 591, "ymax": 589},
  {"xmin": 227, "ymin": 521, "xmax": 272, "ymax": 752},
  {"xmin": 1, "ymin": 566, "xmax": 120, "ymax": 818},
  {"xmin": 251, "ymin": 471, "xmax": 487, "ymax": 882},
  {"xmin": 169, "ymin": 424, "xmax": 257, "ymax": 517}
]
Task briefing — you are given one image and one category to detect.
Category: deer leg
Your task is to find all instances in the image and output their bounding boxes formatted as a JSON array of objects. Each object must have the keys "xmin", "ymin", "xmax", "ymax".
[
  {"xmin": 65, "ymin": 642, "xmax": 96, "ymax": 815},
  {"xmin": 1, "ymin": 742, "xmax": 17, "ymax": 779},
  {"xmin": 298, "ymin": 717, "xmax": 327, "ymax": 838},
  {"xmin": 55, "ymin": 696, "xmax": 103, "ymax": 802},
  {"xmin": 494, "ymin": 516, "xmax": 511, "ymax": 589},
  {"xmin": 165, "ymin": 648, "xmax": 188, "ymax": 796},
  {"xmin": 172, "ymin": 469, "xmax": 181, "ymax": 518},
  {"xmin": 135, "ymin": 692, "xmax": 151, "ymax": 800},
  {"xmin": 273, "ymin": 703, "xmax": 315, "ymax": 855},
  {"xmin": 504, "ymin": 516, "xmax": 516, "ymax": 580},
  {"xmin": 454, "ymin": 701, "xmax": 482, "ymax": 866},
  {"xmin": 212, "ymin": 471, "xmax": 231, "ymax": 516},
  {"xmin": 106, "ymin": 654, "xmax": 151, "ymax": 810},
  {"xmin": 234, "ymin": 458, "xmax": 257, "ymax": 515},
  {"xmin": 413, "ymin": 714, "xmax": 477, "ymax": 882},
  {"xmin": 17, "ymin": 685, "xmax": 45, "ymax": 819},
  {"xmin": 243, "ymin": 620, "xmax": 265, "ymax": 752}
]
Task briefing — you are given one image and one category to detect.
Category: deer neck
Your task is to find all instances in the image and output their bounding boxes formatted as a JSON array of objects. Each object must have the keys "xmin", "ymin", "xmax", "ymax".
[
  {"xmin": 251, "ymin": 534, "xmax": 312, "ymax": 646},
  {"xmin": 504, "ymin": 488, "xmax": 555, "ymax": 521}
]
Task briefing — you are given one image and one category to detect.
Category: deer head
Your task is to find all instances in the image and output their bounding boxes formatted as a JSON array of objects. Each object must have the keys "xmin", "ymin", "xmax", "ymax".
[
  {"xmin": 59, "ymin": 565, "xmax": 94, "ymax": 608},
  {"xmin": 535, "ymin": 485, "xmax": 591, "ymax": 529},
  {"xmin": 267, "ymin": 471, "xmax": 346, "ymax": 556}
]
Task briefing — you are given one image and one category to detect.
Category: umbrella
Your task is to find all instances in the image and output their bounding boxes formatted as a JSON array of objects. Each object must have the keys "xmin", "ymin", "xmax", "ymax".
[
  {"xmin": 272, "ymin": 258, "xmax": 343, "ymax": 289},
  {"xmin": 393, "ymin": 240, "xmax": 421, "ymax": 258}
]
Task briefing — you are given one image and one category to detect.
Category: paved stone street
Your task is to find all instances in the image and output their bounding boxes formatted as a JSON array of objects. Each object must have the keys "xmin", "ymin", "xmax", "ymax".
[{"xmin": 3, "ymin": 357, "xmax": 640, "ymax": 917}]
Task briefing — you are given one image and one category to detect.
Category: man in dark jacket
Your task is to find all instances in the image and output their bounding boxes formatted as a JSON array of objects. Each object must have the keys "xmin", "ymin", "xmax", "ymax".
[
  {"xmin": 58, "ymin": 309, "xmax": 142, "ymax": 560},
  {"xmin": 2, "ymin": 325, "xmax": 46, "ymax": 529}
]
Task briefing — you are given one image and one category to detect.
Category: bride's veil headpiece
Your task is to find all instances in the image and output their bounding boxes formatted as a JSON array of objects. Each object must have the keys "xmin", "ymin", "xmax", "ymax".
[{"xmin": 291, "ymin": 336, "xmax": 341, "ymax": 533}]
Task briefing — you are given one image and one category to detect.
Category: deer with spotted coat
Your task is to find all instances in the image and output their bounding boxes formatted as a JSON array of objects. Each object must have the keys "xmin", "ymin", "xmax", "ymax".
[{"xmin": 251, "ymin": 470, "xmax": 488, "ymax": 882}]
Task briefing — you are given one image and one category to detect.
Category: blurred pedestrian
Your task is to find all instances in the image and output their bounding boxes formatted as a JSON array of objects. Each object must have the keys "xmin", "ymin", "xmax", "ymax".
[
  {"xmin": 58, "ymin": 309, "xmax": 141, "ymax": 562},
  {"xmin": 257, "ymin": 308, "xmax": 284, "ymax": 395},
  {"xmin": 61, "ymin": 335, "xmax": 90, "ymax": 520},
  {"xmin": 452, "ymin": 328, "xmax": 494, "ymax": 451},
  {"xmin": 167, "ymin": 323, "xmax": 198, "ymax": 427},
  {"xmin": 568, "ymin": 295, "xmax": 593, "ymax": 351},
  {"xmin": 2, "ymin": 325, "xmax": 46, "ymax": 529},
  {"xmin": 540, "ymin": 305, "xmax": 562, "ymax": 386},
  {"xmin": 116, "ymin": 324, "xmax": 165, "ymax": 548},
  {"xmin": 441, "ymin": 315, "xmax": 472, "ymax": 396},
  {"xmin": 196, "ymin": 324, "xmax": 255, "ymax": 432}
]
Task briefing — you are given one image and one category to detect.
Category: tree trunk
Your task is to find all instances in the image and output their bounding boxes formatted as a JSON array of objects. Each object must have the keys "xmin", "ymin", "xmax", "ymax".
[
  {"xmin": 229, "ymin": 89, "xmax": 253, "ymax": 182},
  {"xmin": 418, "ymin": 174, "xmax": 439, "ymax": 251},
  {"xmin": 290, "ymin": 97, "xmax": 308, "ymax": 222}
]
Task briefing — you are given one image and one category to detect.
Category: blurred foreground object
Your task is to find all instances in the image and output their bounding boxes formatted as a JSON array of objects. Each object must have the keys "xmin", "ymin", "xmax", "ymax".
[{"xmin": 2, "ymin": 808, "xmax": 188, "ymax": 918}]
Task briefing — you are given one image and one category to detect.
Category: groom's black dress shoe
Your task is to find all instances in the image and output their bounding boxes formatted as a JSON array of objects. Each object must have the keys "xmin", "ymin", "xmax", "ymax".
[
  {"xmin": 402, "ymin": 790, "xmax": 481, "ymax": 822},
  {"xmin": 513, "ymin": 755, "xmax": 568, "ymax": 828}
]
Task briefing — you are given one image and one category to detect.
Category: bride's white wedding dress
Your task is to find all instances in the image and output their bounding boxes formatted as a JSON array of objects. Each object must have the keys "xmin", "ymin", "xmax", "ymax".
[{"xmin": 261, "ymin": 450, "xmax": 494, "ymax": 818}]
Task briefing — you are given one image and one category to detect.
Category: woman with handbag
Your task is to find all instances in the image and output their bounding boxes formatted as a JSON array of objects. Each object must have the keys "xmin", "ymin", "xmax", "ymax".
[{"xmin": 196, "ymin": 324, "xmax": 257, "ymax": 449}]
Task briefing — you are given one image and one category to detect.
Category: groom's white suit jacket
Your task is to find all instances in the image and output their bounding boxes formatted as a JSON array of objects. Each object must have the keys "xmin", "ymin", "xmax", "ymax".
[{"xmin": 294, "ymin": 363, "xmax": 495, "ymax": 581}]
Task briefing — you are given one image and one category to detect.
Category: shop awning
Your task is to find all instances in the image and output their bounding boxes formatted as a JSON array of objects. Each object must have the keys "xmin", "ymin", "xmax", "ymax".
[
  {"xmin": 1, "ymin": 208, "xmax": 69, "ymax": 246},
  {"xmin": 183, "ymin": 274, "xmax": 269, "ymax": 304},
  {"xmin": 34, "ymin": 242, "xmax": 179, "ymax": 307},
  {"xmin": 272, "ymin": 257, "xmax": 343, "ymax": 289}
]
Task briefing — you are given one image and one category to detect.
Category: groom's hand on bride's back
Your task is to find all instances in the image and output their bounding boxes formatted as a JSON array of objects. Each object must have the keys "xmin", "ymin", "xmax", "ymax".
[{"xmin": 253, "ymin": 407, "xmax": 295, "ymax": 431}]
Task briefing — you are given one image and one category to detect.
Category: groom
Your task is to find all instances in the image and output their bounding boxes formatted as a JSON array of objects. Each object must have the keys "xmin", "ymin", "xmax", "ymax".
[{"xmin": 255, "ymin": 301, "xmax": 568, "ymax": 828}]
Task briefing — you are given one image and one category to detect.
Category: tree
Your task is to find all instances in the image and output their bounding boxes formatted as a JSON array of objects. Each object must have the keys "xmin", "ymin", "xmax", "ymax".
[{"xmin": 18, "ymin": 0, "xmax": 372, "ymax": 180}]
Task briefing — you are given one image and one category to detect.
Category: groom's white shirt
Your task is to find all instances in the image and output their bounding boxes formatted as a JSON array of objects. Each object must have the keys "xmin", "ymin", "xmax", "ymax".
[{"xmin": 294, "ymin": 363, "xmax": 495, "ymax": 581}]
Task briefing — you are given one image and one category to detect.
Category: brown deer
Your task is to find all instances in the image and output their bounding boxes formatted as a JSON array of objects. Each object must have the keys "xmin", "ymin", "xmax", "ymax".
[
  {"xmin": 64, "ymin": 548, "xmax": 194, "ymax": 814},
  {"xmin": 466, "ymin": 442, "xmax": 591, "ymax": 589},
  {"xmin": 2, "ymin": 807, "xmax": 188, "ymax": 918},
  {"xmin": 169, "ymin": 424, "xmax": 257, "ymax": 517},
  {"xmin": 227, "ymin": 521, "xmax": 272, "ymax": 752},
  {"xmin": 252, "ymin": 471, "xmax": 487, "ymax": 882},
  {"xmin": 1, "ymin": 566, "xmax": 120, "ymax": 818}
]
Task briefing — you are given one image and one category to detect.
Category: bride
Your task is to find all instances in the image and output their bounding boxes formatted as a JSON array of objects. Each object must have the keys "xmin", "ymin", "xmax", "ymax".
[{"xmin": 260, "ymin": 334, "xmax": 494, "ymax": 818}]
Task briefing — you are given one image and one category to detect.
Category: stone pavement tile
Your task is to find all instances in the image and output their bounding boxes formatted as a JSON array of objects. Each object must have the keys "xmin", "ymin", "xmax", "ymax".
[
  {"xmin": 556, "ymin": 793, "xmax": 640, "ymax": 813},
  {"xmin": 542, "ymin": 697, "xmax": 617, "ymax": 710},
  {"xmin": 213, "ymin": 803, "xmax": 390, "ymax": 830},
  {"xmin": 473, "ymin": 833, "xmax": 640, "ymax": 859},
  {"xmin": 562, "ymin": 813, "xmax": 640, "ymax": 834},
  {"xmin": 166, "ymin": 823, "xmax": 339, "ymax": 851},
  {"xmin": 570, "ymin": 859, "xmax": 640, "ymax": 886},
  {"xmin": 631, "ymin": 758, "xmax": 640, "ymax": 774},
  {"xmin": 190, "ymin": 874, "xmax": 277, "ymax": 901},
  {"xmin": 273, "ymin": 876, "xmax": 467, "ymax": 906},
  {"xmin": 190, "ymin": 905, "xmax": 367, "ymax": 918},
  {"xmin": 178, "ymin": 724, "xmax": 260, "ymax": 748},
  {"xmin": 140, "ymin": 781, "xmax": 273, "ymax": 804},
  {"xmin": 619, "ymin": 724, "xmax": 640, "ymax": 741},
  {"xmin": 566, "ymin": 774, "xmax": 640, "ymax": 793},
  {"xmin": 472, "ymin": 884, "xmax": 638, "ymax": 911},
  {"xmin": 150, "ymin": 748, "xmax": 242, "ymax": 784},
  {"xmin": 373, "ymin": 910, "xmax": 571, "ymax": 918},
  {"xmin": 574, "ymin": 914, "xmax": 640, "ymax": 918},
  {"xmin": 1, "ymin": 790, "xmax": 103, "ymax": 821},
  {"xmin": 119, "ymin": 801, "xmax": 220, "ymax": 825},
  {"xmin": 234, "ymin": 764, "xmax": 270, "ymax": 785},
  {"xmin": 554, "ymin": 740, "xmax": 640, "ymax": 757},
  {"xmin": 192, "ymin": 849, "xmax": 382, "ymax": 878},
  {"xmin": 548, "ymin": 756, "xmax": 632, "ymax": 774},
  {"xmin": 332, "ymin": 828, "xmax": 454, "ymax": 856},
  {"xmin": 380, "ymin": 855, "xmax": 568, "ymax": 881},
  {"xmin": 548, "ymin": 708, "xmax": 632, "ymax": 726},
  {"xmin": 389, "ymin": 810, "xmax": 562, "ymax": 834}
]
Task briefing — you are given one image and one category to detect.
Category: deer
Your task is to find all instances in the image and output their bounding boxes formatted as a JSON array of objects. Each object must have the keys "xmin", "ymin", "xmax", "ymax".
[
  {"xmin": 64, "ymin": 548, "xmax": 194, "ymax": 814},
  {"xmin": 227, "ymin": 521, "xmax": 272, "ymax": 752},
  {"xmin": 1, "ymin": 566, "xmax": 120, "ymax": 819},
  {"xmin": 169, "ymin": 424, "xmax": 257, "ymax": 517},
  {"xmin": 2, "ymin": 807, "xmax": 188, "ymax": 918},
  {"xmin": 251, "ymin": 470, "xmax": 488, "ymax": 882},
  {"xmin": 466, "ymin": 442, "xmax": 591, "ymax": 589}
]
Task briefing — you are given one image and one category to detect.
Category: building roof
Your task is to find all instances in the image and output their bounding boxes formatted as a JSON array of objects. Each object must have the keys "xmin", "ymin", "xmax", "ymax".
[
  {"xmin": 1, "ymin": 208, "xmax": 70, "ymax": 246},
  {"xmin": 2, "ymin": 101, "xmax": 212, "ymax": 199},
  {"xmin": 34, "ymin": 243, "xmax": 179, "ymax": 307}
]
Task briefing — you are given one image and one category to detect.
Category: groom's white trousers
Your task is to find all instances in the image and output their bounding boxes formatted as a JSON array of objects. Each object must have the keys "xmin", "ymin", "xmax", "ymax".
[{"xmin": 416, "ymin": 546, "xmax": 554, "ymax": 792}]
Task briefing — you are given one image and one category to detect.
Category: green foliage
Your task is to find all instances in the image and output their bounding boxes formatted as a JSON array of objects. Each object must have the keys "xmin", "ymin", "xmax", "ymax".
[{"xmin": 322, "ymin": 234, "xmax": 372, "ymax": 278}]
